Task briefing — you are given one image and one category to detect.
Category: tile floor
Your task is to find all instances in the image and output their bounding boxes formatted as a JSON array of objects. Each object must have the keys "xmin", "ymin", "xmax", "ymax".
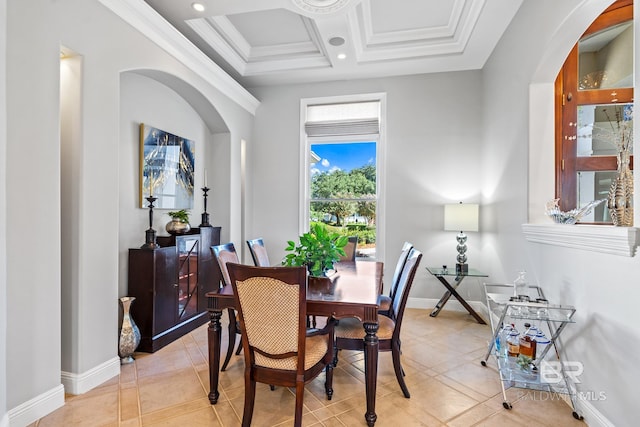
[{"xmin": 32, "ymin": 309, "xmax": 587, "ymax": 426}]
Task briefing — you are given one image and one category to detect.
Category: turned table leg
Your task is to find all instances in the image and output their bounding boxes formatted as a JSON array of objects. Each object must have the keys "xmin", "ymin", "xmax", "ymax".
[{"xmin": 208, "ymin": 310, "xmax": 222, "ymax": 404}]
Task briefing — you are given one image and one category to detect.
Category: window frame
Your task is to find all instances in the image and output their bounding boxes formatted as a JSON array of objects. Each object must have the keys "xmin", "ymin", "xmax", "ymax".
[
  {"xmin": 555, "ymin": 0, "xmax": 634, "ymax": 216},
  {"xmin": 299, "ymin": 93, "xmax": 386, "ymax": 261}
]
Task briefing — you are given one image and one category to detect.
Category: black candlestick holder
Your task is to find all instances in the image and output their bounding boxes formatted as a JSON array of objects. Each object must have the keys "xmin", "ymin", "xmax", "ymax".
[
  {"xmin": 141, "ymin": 196, "xmax": 158, "ymax": 250},
  {"xmin": 200, "ymin": 186, "xmax": 211, "ymax": 227}
]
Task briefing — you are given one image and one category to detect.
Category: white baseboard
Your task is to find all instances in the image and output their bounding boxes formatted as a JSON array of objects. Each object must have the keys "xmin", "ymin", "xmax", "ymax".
[
  {"xmin": 407, "ymin": 297, "xmax": 490, "ymax": 321},
  {"xmin": 576, "ymin": 398, "xmax": 616, "ymax": 427},
  {"xmin": 406, "ymin": 296, "xmax": 435, "ymax": 310},
  {"xmin": 407, "ymin": 298, "xmax": 615, "ymax": 427},
  {"xmin": 8, "ymin": 358, "xmax": 119, "ymax": 427},
  {"xmin": 61, "ymin": 356, "xmax": 120, "ymax": 395},
  {"xmin": 8, "ymin": 384, "xmax": 64, "ymax": 427}
]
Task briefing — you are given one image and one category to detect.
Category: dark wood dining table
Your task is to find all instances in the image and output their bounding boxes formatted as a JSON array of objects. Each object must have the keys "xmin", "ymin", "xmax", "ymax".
[{"xmin": 206, "ymin": 260, "xmax": 383, "ymax": 427}]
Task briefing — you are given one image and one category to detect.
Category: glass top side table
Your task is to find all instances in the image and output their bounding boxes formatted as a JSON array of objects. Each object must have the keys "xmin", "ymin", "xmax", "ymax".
[{"xmin": 426, "ymin": 266, "xmax": 488, "ymax": 324}]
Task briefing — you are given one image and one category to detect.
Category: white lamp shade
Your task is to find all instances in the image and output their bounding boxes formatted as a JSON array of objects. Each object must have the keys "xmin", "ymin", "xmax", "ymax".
[{"xmin": 444, "ymin": 203, "xmax": 479, "ymax": 232}]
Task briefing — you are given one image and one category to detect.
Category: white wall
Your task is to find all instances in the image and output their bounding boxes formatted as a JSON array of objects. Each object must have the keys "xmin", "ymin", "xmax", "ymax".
[
  {"xmin": 248, "ymin": 71, "xmax": 485, "ymax": 300},
  {"xmin": 0, "ymin": 0, "xmax": 7, "ymax": 424},
  {"xmin": 60, "ymin": 52, "xmax": 83, "ymax": 379},
  {"xmin": 483, "ymin": 0, "xmax": 639, "ymax": 426},
  {"xmin": 4, "ymin": 0, "xmax": 254, "ymax": 424},
  {"xmin": 6, "ymin": 0, "xmax": 64, "ymax": 417},
  {"xmin": 118, "ymin": 71, "xmax": 232, "ymax": 297}
]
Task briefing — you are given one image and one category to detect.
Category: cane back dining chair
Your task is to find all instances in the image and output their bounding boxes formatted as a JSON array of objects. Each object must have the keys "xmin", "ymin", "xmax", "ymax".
[
  {"xmin": 378, "ymin": 241, "xmax": 413, "ymax": 317},
  {"xmin": 339, "ymin": 236, "xmax": 358, "ymax": 262},
  {"xmin": 334, "ymin": 247, "xmax": 422, "ymax": 398},
  {"xmin": 246, "ymin": 238, "xmax": 270, "ymax": 267},
  {"xmin": 211, "ymin": 243, "xmax": 243, "ymax": 371},
  {"xmin": 247, "ymin": 237, "xmax": 320, "ymax": 329},
  {"xmin": 227, "ymin": 263, "xmax": 336, "ymax": 427}
]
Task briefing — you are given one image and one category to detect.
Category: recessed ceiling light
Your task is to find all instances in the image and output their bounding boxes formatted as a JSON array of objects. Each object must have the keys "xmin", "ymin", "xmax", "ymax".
[
  {"xmin": 337, "ymin": 53, "xmax": 347, "ymax": 60},
  {"xmin": 192, "ymin": 2, "xmax": 205, "ymax": 12},
  {"xmin": 329, "ymin": 37, "xmax": 345, "ymax": 47}
]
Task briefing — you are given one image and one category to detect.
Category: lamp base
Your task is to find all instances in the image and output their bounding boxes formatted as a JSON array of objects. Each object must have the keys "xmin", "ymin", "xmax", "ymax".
[
  {"xmin": 200, "ymin": 212, "xmax": 211, "ymax": 227},
  {"xmin": 456, "ymin": 263, "xmax": 468, "ymax": 273},
  {"xmin": 141, "ymin": 228, "xmax": 158, "ymax": 250}
]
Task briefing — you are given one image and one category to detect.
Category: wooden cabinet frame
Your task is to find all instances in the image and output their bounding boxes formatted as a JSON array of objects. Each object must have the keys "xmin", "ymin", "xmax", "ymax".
[{"xmin": 128, "ymin": 226, "xmax": 221, "ymax": 352}]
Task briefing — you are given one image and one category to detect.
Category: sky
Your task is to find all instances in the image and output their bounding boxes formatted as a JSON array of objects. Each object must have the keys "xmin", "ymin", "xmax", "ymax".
[{"xmin": 311, "ymin": 142, "xmax": 376, "ymax": 174}]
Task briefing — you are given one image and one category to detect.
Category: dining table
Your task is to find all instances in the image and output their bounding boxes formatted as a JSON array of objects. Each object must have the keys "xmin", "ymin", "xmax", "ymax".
[{"xmin": 206, "ymin": 260, "xmax": 383, "ymax": 427}]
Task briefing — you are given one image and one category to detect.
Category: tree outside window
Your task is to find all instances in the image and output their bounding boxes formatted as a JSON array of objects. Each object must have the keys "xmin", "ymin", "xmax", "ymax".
[{"xmin": 309, "ymin": 142, "xmax": 377, "ymax": 257}]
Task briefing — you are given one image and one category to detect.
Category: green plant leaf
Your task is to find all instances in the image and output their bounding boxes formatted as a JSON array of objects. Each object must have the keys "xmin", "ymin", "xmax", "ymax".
[
  {"xmin": 283, "ymin": 223, "xmax": 350, "ymax": 276},
  {"xmin": 167, "ymin": 209, "xmax": 190, "ymax": 223},
  {"xmin": 335, "ymin": 235, "xmax": 349, "ymax": 248}
]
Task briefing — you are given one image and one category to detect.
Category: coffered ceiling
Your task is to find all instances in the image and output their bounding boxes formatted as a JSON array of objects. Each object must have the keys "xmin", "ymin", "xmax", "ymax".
[{"xmin": 143, "ymin": 0, "xmax": 522, "ymax": 87}]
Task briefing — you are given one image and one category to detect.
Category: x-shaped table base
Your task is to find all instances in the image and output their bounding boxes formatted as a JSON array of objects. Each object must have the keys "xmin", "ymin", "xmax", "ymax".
[{"xmin": 427, "ymin": 267, "xmax": 487, "ymax": 324}]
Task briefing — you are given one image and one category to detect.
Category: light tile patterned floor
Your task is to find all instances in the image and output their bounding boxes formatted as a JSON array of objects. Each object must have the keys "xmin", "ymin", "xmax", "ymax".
[{"xmin": 32, "ymin": 309, "xmax": 586, "ymax": 426}]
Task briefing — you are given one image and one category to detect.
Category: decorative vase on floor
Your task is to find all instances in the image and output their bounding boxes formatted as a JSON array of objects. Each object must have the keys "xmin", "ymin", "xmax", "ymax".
[
  {"xmin": 118, "ymin": 296, "xmax": 141, "ymax": 364},
  {"xmin": 607, "ymin": 147, "xmax": 634, "ymax": 226}
]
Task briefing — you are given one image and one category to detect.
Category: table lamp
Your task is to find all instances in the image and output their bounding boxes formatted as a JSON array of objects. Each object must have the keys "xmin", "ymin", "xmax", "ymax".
[{"xmin": 444, "ymin": 202, "xmax": 479, "ymax": 273}]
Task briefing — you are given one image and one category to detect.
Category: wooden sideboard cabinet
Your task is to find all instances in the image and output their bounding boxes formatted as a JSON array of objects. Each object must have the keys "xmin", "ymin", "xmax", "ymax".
[{"xmin": 128, "ymin": 226, "xmax": 221, "ymax": 352}]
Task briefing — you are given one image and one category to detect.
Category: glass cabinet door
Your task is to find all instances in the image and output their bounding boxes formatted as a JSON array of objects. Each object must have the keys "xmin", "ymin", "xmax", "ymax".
[{"xmin": 177, "ymin": 236, "xmax": 199, "ymax": 320}]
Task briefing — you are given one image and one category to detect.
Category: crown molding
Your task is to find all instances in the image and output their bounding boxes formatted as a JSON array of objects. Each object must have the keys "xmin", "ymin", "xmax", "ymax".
[
  {"xmin": 98, "ymin": 0, "xmax": 259, "ymax": 115},
  {"xmin": 189, "ymin": 14, "xmax": 329, "ymax": 76},
  {"xmin": 187, "ymin": 18, "xmax": 249, "ymax": 73},
  {"xmin": 522, "ymin": 223, "xmax": 639, "ymax": 257},
  {"xmin": 350, "ymin": 0, "xmax": 484, "ymax": 62}
]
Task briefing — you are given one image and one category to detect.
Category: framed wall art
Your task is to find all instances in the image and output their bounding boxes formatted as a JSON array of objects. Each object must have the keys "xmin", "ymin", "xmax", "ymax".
[{"xmin": 139, "ymin": 123, "xmax": 195, "ymax": 209}]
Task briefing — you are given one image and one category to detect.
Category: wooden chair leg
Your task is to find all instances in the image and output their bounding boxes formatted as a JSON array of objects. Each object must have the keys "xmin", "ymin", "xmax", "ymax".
[
  {"xmin": 325, "ymin": 363, "xmax": 333, "ymax": 400},
  {"xmin": 392, "ymin": 340, "xmax": 410, "ymax": 398},
  {"xmin": 242, "ymin": 376, "xmax": 256, "ymax": 427},
  {"xmin": 234, "ymin": 335, "xmax": 242, "ymax": 355},
  {"xmin": 222, "ymin": 309, "xmax": 237, "ymax": 371},
  {"xmin": 398, "ymin": 340, "xmax": 405, "ymax": 376},
  {"xmin": 293, "ymin": 383, "xmax": 305, "ymax": 427}
]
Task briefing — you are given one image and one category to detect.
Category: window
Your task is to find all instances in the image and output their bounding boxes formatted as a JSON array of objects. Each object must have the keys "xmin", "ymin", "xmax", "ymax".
[
  {"xmin": 555, "ymin": 0, "xmax": 633, "ymax": 222},
  {"xmin": 300, "ymin": 95, "xmax": 385, "ymax": 259}
]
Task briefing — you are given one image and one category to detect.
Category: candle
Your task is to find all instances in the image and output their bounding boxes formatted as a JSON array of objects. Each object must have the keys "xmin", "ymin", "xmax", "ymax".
[
  {"xmin": 149, "ymin": 171, "xmax": 153, "ymax": 197},
  {"xmin": 204, "ymin": 169, "xmax": 208, "ymax": 188}
]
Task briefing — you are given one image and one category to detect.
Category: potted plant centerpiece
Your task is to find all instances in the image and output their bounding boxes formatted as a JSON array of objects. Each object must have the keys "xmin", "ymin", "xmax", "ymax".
[
  {"xmin": 283, "ymin": 223, "xmax": 349, "ymax": 292},
  {"xmin": 166, "ymin": 209, "xmax": 191, "ymax": 234}
]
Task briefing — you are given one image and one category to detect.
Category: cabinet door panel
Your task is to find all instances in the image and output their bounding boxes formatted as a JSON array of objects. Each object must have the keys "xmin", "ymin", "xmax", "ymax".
[
  {"xmin": 154, "ymin": 248, "xmax": 177, "ymax": 334},
  {"xmin": 177, "ymin": 236, "xmax": 199, "ymax": 321}
]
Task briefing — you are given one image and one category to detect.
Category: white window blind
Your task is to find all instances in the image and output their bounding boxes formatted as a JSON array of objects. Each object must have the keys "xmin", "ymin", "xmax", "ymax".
[{"xmin": 305, "ymin": 101, "xmax": 380, "ymax": 137}]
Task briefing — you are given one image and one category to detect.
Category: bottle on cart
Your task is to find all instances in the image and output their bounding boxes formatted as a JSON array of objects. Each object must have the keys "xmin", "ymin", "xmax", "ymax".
[
  {"xmin": 534, "ymin": 328, "xmax": 550, "ymax": 359},
  {"xmin": 525, "ymin": 324, "xmax": 538, "ymax": 341},
  {"xmin": 498, "ymin": 323, "xmax": 513, "ymax": 357},
  {"xmin": 519, "ymin": 323, "xmax": 537, "ymax": 359},
  {"xmin": 513, "ymin": 270, "xmax": 529, "ymax": 300},
  {"xmin": 506, "ymin": 324, "xmax": 520, "ymax": 357},
  {"xmin": 495, "ymin": 323, "xmax": 503, "ymax": 354}
]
